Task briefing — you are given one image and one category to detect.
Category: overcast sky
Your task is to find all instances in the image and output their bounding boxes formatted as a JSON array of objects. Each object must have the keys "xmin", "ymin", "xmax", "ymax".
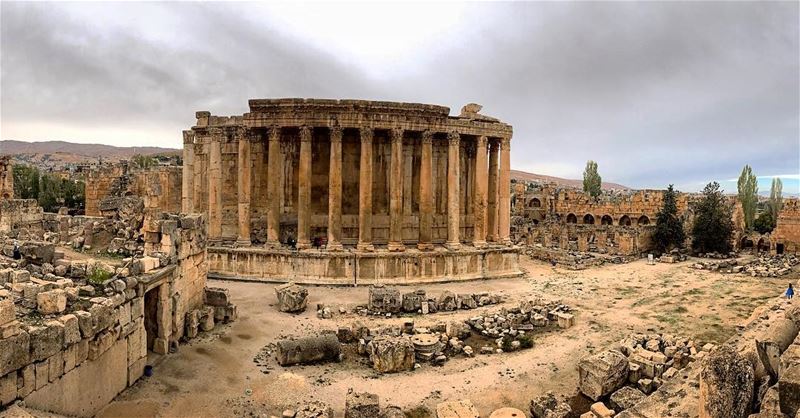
[{"xmin": 1, "ymin": 1, "xmax": 798, "ymax": 192}]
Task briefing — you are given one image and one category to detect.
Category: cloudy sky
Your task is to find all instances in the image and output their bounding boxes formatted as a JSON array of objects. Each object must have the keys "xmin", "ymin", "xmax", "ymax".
[{"xmin": 1, "ymin": 1, "xmax": 798, "ymax": 192}]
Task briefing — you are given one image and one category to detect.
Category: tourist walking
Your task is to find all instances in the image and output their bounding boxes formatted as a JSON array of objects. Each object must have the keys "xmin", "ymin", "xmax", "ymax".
[{"xmin": 786, "ymin": 283, "xmax": 794, "ymax": 300}]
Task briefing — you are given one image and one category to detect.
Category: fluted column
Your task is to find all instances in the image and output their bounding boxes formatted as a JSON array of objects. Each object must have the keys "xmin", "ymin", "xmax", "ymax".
[
  {"xmin": 499, "ymin": 137, "xmax": 512, "ymax": 244},
  {"xmin": 266, "ymin": 125, "xmax": 281, "ymax": 247},
  {"xmin": 181, "ymin": 130, "xmax": 194, "ymax": 213},
  {"xmin": 487, "ymin": 140, "xmax": 499, "ymax": 242},
  {"xmin": 208, "ymin": 136, "xmax": 222, "ymax": 242},
  {"xmin": 418, "ymin": 131, "xmax": 434, "ymax": 250},
  {"xmin": 446, "ymin": 131, "xmax": 461, "ymax": 250},
  {"xmin": 388, "ymin": 127, "xmax": 405, "ymax": 251},
  {"xmin": 473, "ymin": 135, "xmax": 488, "ymax": 247},
  {"xmin": 296, "ymin": 126, "xmax": 312, "ymax": 249},
  {"xmin": 236, "ymin": 132, "xmax": 251, "ymax": 246},
  {"xmin": 327, "ymin": 126, "xmax": 343, "ymax": 251},
  {"xmin": 357, "ymin": 128, "xmax": 374, "ymax": 251}
]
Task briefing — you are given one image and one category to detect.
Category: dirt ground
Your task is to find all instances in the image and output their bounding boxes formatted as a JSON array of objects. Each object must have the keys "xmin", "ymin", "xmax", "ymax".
[{"xmin": 96, "ymin": 255, "xmax": 796, "ymax": 418}]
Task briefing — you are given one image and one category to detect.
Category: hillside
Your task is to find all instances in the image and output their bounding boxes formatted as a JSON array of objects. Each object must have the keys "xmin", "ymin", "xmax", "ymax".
[
  {"xmin": 510, "ymin": 169, "xmax": 630, "ymax": 190},
  {"xmin": 0, "ymin": 140, "xmax": 180, "ymax": 169}
]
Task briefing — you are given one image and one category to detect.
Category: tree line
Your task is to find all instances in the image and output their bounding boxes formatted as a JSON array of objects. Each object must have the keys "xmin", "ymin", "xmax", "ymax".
[{"xmin": 12, "ymin": 165, "xmax": 85, "ymax": 213}]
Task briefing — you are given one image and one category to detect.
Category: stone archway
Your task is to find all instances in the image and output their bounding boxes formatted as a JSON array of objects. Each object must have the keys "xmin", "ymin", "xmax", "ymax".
[
  {"xmin": 566, "ymin": 213, "xmax": 578, "ymax": 224},
  {"xmin": 757, "ymin": 238, "xmax": 769, "ymax": 252},
  {"xmin": 583, "ymin": 214, "xmax": 595, "ymax": 225},
  {"xmin": 601, "ymin": 215, "xmax": 613, "ymax": 225},
  {"xmin": 619, "ymin": 215, "xmax": 631, "ymax": 226},
  {"xmin": 637, "ymin": 215, "xmax": 650, "ymax": 226},
  {"xmin": 529, "ymin": 198, "xmax": 541, "ymax": 208}
]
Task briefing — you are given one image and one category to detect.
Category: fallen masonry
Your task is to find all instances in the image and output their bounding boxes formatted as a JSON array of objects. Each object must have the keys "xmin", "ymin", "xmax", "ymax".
[{"xmin": 275, "ymin": 282, "xmax": 309, "ymax": 313}]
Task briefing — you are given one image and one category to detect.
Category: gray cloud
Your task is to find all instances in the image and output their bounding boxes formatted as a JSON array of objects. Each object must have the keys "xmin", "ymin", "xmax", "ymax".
[{"xmin": 1, "ymin": 1, "xmax": 797, "ymax": 191}]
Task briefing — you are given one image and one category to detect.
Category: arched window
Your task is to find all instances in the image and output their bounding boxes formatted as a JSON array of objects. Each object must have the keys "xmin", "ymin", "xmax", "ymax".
[
  {"xmin": 601, "ymin": 215, "xmax": 613, "ymax": 225},
  {"xmin": 637, "ymin": 215, "xmax": 650, "ymax": 226},
  {"xmin": 619, "ymin": 215, "xmax": 631, "ymax": 226},
  {"xmin": 530, "ymin": 198, "xmax": 541, "ymax": 208},
  {"xmin": 583, "ymin": 214, "xmax": 595, "ymax": 225},
  {"xmin": 566, "ymin": 213, "xmax": 578, "ymax": 224}
]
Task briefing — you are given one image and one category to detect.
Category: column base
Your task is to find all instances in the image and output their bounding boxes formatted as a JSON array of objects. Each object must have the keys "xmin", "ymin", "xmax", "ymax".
[
  {"xmin": 356, "ymin": 242, "xmax": 374, "ymax": 252},
  {"xmin": 472, "ymin": 240, "xmax": 487, "ymax": 249},
  {"xmin": 445, "ymin": 241, "xmax": 461, "ymax": 251},
  {"xmin": 235, "ymin": 239, "xmax": 251, "ymax": 248},
  {"xmin": 264, "ymin": 240, "xmax": 281, "ymax": 249},
  {"xmin": 501, "ymin": 238, "xmax": 512, "ymax": 246},
  {"xmin": 417, "ymin": 242, "xmax": 435, "ymax": 251},
  {"xmin": 326, "ymin": 241, "xmax": 344, "ymax": 251},
  {"xmin": 387, "ymin": 242, "xmax": 406, "ymax": 252},
  {"xmin": 296, "ymin": 240, "xmax": 311, "ymax": 250}
]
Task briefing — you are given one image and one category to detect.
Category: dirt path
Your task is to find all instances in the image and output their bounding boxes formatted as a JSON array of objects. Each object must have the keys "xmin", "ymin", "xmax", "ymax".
[{"xmin": 97, "ymin": 256, "xmax": 795, "ymax": 417}]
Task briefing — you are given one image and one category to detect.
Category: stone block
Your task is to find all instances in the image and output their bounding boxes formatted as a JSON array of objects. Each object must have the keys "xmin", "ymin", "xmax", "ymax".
[
  {"xmin": 131, "ymin": 298, "xmax": 143, "ymax": 319},
  {"xmin": 344, "ymin": 390, "xmax": 380, "ymax": 418},
  {"xmin": 204, "ymin": 287, "xmax": 230, "ymax": 307},
  {"xmin": 699, "ymin": 345, "xmax": 755, "ymax": 418},
  {"xmin": 128, "ymin": 356, "xmax": 146, "ymax": 386},
  {"xmin": 0, "ymin": 330, "xmax": 29, "ymax": 377},
  {"xmin": 117, "ymin": 302, "xmax": 131, "ymax": 327},
  {"xmin": 276, "ymin": 334, "xmax": 341, "ymax": 367},
  {"xmin": 435, "ymin": 400, "xmax": 479, "ymax": 418},
  {"xmin": 29, "ymin": 321, "xmax": 65, "ymax": 362},
  {"xmin": 17, "ymin": 364, "xmax": 34, "ymax": 398},
  {"xmin": 137, "ymin": 256, "xmax": 160, "ymax": 273},
  {"xmin": 0, "ymin": 298, "xmax": 15, "ymax": 326},
  {"xmin": 10, "ymin": 270, "xmax": 30, "ymax": 284},
  {"xmin": 368, "ymin": 285, "xmax": 402, "ymax": 313},
  {"xmin": 780, "ymin": 364, "xmax": 800, "ymax": 417},
  {"xmin": 609, "ymin": 386, "xmax": 645, "ymax": 411},
  {"xmin": 578, "ymin": 350, "xmax": 629, "ymax": 401},
  {"xmin": 153, "ymin": 337, "xmax": 168, "ymax": 355},
  {"xmin": 557, "ymin": 313, "xmax": 575, "ymax": 329},
  {"xmin": 590, "ymin": 402, "xmax": 615, "ymax": 418},
  {"xmin": 37, "ymin": 289, "xmax": 67, "ymax": 314},
  {"xmin": 89, "ymin": 329, "xmax": 117, "ymax": 361},
  {"xmin": 0, "ymin": 372, "xmax": 16, "ymax": 406},
  {"xmin": 47, "ymin": 351, "xmax": 64, "ymax": 382},
  {"xmin": 59, "ymin": 314, "xmax": 81, "ymax": 346},
  {"xmin": 74, "ymin": 310, "xmax": 94, "ymax": 339},
  {"xmin": 201, "ymin": 306, "xmax": 215, "ymax": 332},
  {"xmin": 34, "ymin": 361, "xmax": 48, "ymax": 390},
  {"xmin": 127, "ymin": 323, "xmax": 147, "ymax": 366},
  {"xmin": 367, "ymin": 336, "xmax": 414, "ymax": 373}
]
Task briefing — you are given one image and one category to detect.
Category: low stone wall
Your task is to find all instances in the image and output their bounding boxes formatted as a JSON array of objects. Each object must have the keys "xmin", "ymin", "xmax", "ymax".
[
  {"xmin": 207, "ymin": 246, "xmax": 523, "ymax": 285},
  {"xmin": 0, "ymin": 200, "xmax": 43, "ymax": 233}
]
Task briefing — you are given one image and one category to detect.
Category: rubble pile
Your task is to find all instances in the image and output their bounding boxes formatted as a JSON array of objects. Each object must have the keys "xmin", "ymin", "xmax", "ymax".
[
  {"xmin": 525, "ymin": 246, "xmax": 627, "ymax": 270},
  {"xmin": 364, "ymin": 285, "xmax": 503, "ymax": 316},
  {"xmin": 575, "ymin": 333, "xmax": 716, "ymax": 416},
  {"xmin": 691, "ymin": 254, "xmax": 798, "ymax": 277}
]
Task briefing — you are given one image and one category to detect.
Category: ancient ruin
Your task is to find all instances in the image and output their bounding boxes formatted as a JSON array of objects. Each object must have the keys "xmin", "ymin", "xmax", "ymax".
[
  {"xmin": 0, "ymin": 156, "xmax": 13, "ymax": 200},
  {"xmin": 183, "ymin": 99, "xmax": 522, "ymax": 284}
]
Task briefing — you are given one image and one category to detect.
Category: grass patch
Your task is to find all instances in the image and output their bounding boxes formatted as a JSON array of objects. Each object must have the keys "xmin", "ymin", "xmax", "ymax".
[{"xmin": 87, "ymin": 266, "xmax": 113, "ymax": 284}]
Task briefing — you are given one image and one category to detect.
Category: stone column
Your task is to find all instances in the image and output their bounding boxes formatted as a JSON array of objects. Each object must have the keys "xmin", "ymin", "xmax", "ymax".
[
  {"xmin": 417, "ymin": 130, "xmax": 434, "ymax": 251},
  {"xmin": 208, "ymin": 135, "xmax": 222, "ymax": 242},
  {"xmin": 357, "ymin": 128, "xmax": 374, "ymax": 251},
  {"xmin": 296, "ymin": 126, "xmax": 312, "ymax": 250},
  {"xmin": 473, "ymin": 135, "xmax": 488, "ymax": 247},
  {"xmin": 446, "ymin": 131, "xmax": 461, "ymax": 250},
  {"xmin": 266, "ymin": 125, "xmax": 282, "ymax": 247},
  {"xmin": 236, "ymin": 131, "xmax": 251, "ymax": 246},
  {"xmin": 487, "ymin": 140, "xmax": 499, "ymax": 242},
  {"xmin": 181, "ymin": 130, "xmax": 194, "ymax": 213},
  {"xmin": 388, "ymin": 127, "xmax": 405, "ymax": 251},
  {"xmin": 499, "ymin": 137, "xmax": 512, "ymax": 244},
  {"xmin": 327, "ymin": 126, "xmax": 343, "ymax": 251}
]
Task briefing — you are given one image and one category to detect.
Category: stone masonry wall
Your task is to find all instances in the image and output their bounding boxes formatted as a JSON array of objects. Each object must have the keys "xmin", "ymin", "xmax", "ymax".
[
  {"xmin": 0, "ymin": 156, "xmax": 13, "ymax": 199},
  {"xmin": 85, "ymin": 165, "xmax": 124, "ymax": 217},
  {"xmin": 0, "ymin": 199, "xmax": 44, "ymax": 233},
  {"xmin": 773, "ymin": 199, "xmax": 800, "ymax": 254}
]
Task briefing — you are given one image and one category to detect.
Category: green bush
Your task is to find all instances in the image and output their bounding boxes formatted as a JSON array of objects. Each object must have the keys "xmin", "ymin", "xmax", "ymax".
[
  {"xmin": 518, "ymin": 334, "xmax": 534, "ymax": 349},
  {"xmin": 87, "ymin": 266, "xmax": 113, "ymax": 284}
]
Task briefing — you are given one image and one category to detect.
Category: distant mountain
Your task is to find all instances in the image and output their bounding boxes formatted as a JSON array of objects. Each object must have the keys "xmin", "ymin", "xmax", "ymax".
[
  {"xmin": 511, "ymin": 169, "xmax": 631, "ymax": 191},
  {"xmin": 0, "ymin": 140, "xmax": 180, "ymax": 169}
]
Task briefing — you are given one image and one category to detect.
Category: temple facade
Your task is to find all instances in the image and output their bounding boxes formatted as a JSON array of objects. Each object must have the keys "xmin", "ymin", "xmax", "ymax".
[{"xmin": 182, "ymin": 99, "xmax": 521, "ymax": 284}]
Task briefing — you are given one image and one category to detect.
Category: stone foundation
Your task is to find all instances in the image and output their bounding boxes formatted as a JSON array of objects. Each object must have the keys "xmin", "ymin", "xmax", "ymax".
[{"xmin": 207, "ymin": 246, "xmax": 522, "ymax": 285}]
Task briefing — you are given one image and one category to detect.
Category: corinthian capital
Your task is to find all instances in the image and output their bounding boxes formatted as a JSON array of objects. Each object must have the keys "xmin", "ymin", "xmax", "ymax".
[
  {"xmin": 330, "ymin": 126, "xmax": 343, "ymax": 143},
  {"xmin": 391, "ymin": 127, "xmax": 404, "ymax": 144},
  {"xmin": 360, "ymin": 127, "xmax": 374, "ymax": 144},
  {"xmin": 447, "ymin": 131, "xmax": 460, "ymax": 146},
  {"xmin": 300, "ymin": 125, "xmax": 312, "ymax": 143},
  {"xmin": 421, "ymin": 130, "xmax": 433, "ymax": 145}
]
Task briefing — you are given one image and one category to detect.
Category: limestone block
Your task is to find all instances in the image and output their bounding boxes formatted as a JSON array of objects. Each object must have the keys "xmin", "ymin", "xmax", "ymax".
[
  {"xmin": 367, "ymin": 336, "xmax": 414, "ymax": 373},
  {"xmin": 578, "ymin": 350, "xmax": 629, "ymax": 401},
  {"xmin": 200, "ymin": 306, "xmax": 215, "ymax": 332},
  {"xmin": 276, "ymin": 283, "xmax": 309, "ymax": 313},
  {"xmin": 117, "ymin": 302, "xmax": 131, "ymax": 327},
  {"xmin": 90, "ymin": 301, "xmax": 114, "ymax": 333},
  {"xmin": 368, "ymin": 285, "xmax": 401, "ymax": 313},
  {"xmin": 402, "ymin": 290, "xmax": 425, "ymax": 312},
  {"xmin": 344, "ymin": 390, "xmax": 380, "ymax": 418},
  {"xmin": 36, "ymin": 289, "xmax": 67, "ymax": 314},
  {"xmin": 34, "ymin": 361, "xmax": 48, "ymax": 390},
  {"xmin": 127, "ymin": 323, "xmax": 146, "ymax": 366},
  {"xmin": 438, "ymin": 291, "xmax": 459, "ymax": 312},
  {"xmin": 131, "ymin": 298, "xmax": 143, "ymax": 319},
  {"xmin": 0, "ymin": 371, "xmax": 16, "ymax": 406},
  {"xmin": 458, "ymin": 294, "xmax": 477, "ymax": 310},
  {"xmin": 446, "ymin": 321, "xmax": 472, "ymax": 340},
  {"xmin": 530, "ymin": 391, "xmax": 558, "ymax": 418},
  {"xmin": 0, "ymin": 298, "xmax": 15, "ymax": 326},
  {"xmin": 276, "ymin": 334, "xmax": 341, "ymax": 367},
  {"xmin": 557, "ymin": 313, "xmax": 575, "ymax": 329},
  {"xmin": 74, "ymin": 310, "xmax": 94, "ymax": 339},
  {"xmin": 609, "ymin": 386, "xmax": 646, "ymax": 411},
  {"xmin": 128, "ymin": 356, "xmax": 146, "ymax": 386},
  {"xmin": 59, "ymin": 314, "xmax": 81, "ymax": 346},
  {"xmin": 29, "ymin": 321, "xmax": 65, "ymax": 362},
  {"xmin": 185, "ymin": 309, "xmax": 199, "ymax": 339},
  {"xmin": 590, "ymin": 402, "xmax": 615, "ymax": 418},
  {"xmin": 10, "ymin": 270, "xmax": 31, "ymax": 284},
  {"xmin": 699, "ymin": 345, "xmax": 755, "ymax": 418},
  {"xmin": 780, "ymin": 365, "xmax": 800, "ymax": 417},
  {"xmin": 137, "ymin": 256, "xmax": 160, "ymax": 273},
  {"xmin": 89, "ymin": 329, "xmax": 117, "ymax": 361},
  {"xmin": 204, "ymin": 287, "xmax": 230, "ymax": 307},
  {"xmin": 47, "ymin": 351, "xmax": 64, "ymax": 382},
  {"xmin": 435, "ymin": 400, "xmax": 480, "ymax": 418},
  {"xmin": 0, "ymin": 331, "xmax": 29, "ymax": 376},
  {"xmin": 152, "ymin": 337, "xmax": 168, "ymax": 355},
  {"xmin": 17, "ymin": 364, "xmax": 34, "ymax": 398},
  {"xmin": 295, "ymin": 401, "xmax": 334, "ymax": 418}
]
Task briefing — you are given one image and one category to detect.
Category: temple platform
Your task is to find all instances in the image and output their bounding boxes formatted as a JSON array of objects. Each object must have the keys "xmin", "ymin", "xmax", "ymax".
[{"xmin": 207, "ymin": 245, "xmax": 523, "ymax": 286}]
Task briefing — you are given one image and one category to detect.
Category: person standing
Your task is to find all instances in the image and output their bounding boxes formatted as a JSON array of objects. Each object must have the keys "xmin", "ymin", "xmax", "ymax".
[{"xmin": 787, "ymin": 283, "xmax": 794, "ymax": 300}]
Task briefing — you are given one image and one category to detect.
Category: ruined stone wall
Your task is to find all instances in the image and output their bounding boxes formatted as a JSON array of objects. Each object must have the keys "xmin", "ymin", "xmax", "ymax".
[
  {"xmin": 0, "ymin": 199, "xmax": 44, "ymax": 233},
  {"xmin": 85, "ymin": 165, "xmax": 125, "ymax": 217},
  {"xmin": 773, "ymin": 199, "xmax": 800, "ymax": 254},
  {"xmin": 519, "ymin": 222, "xmax": 655, "ymax": 256},
  {"xmin": 0, "ymin": 156, "xmax": 13, "ymax": 199},
  {"xmin": 129, "ymin": 167, "xmax": 182, "ymax": 215}
]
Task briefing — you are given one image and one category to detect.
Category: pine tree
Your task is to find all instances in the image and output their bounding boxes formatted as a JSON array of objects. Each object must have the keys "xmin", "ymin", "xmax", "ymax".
[
  {"xmin": 737, "ymin": 165, "xmax": 757, "ymax": 230},
  {"xmin": 654, "ymin": 185, "xmax": 685, "ymax": 252},
  {"xmin": 692, "ymin": 182, "xmax": 734, "ymax": 254},
  {"xmin": 582, "ymin": 160, "xmax": 602, "ymax": 198}
]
